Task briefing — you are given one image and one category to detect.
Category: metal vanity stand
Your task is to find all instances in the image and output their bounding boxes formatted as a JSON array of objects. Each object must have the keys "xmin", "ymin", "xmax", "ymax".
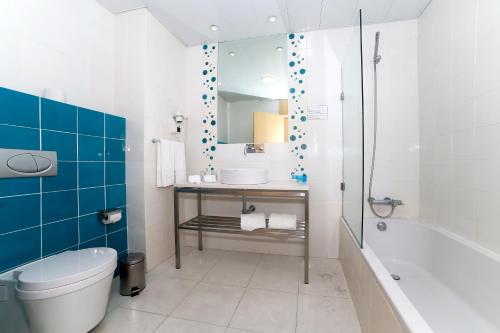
[{"xmin": 173, "ymin": 182, "xmax": 310, "ymax": 284}]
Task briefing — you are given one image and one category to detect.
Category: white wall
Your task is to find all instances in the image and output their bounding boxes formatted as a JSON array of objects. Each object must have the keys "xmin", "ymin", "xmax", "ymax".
[
  {"xmin": 0, "ymin": 0, "xmax": 116, "ymax": 114},
  {"xmin": 362, "ymin": 20, "xmax": 420, "ymax": 219},
  {"xmin": 115, "ymin": 8, "xmax": 187, "ymax": 270},
  {"xmin": 419, "ymin": 0, "xmax": 500, "ymax": 255},
  {"xmin": 181, "ymin": 20, "xmax": 418, "ymax": 258},
  {"xmin": 114, "ymin": 9, "xmax": 147, "ymax": 258},
  {"xmin": 143, "ymin": 11, "xmax": 186, "ymax": 269}
]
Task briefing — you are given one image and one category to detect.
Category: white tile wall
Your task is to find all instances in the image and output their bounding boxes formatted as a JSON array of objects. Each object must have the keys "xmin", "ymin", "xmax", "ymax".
[
  {"xmin": 362, "ymin": 20, "xmax": 420, "ymax": 219},
  {"xmin": 419, "ymin": 0, "xmax": 500, "ymax": 255},
  {"xmin": 115, "ymin": 9, "xmax": 187, "ymax": 269},
  {"xmin": 181, "ymin": 20, "xmax": 419, "ymax": 258}
]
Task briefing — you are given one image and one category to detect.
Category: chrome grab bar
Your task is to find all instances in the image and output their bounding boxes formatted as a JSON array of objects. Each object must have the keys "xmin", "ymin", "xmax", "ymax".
[{"xmin": 368, "ymin": 197, "xmax": 403, "ymax": 207}]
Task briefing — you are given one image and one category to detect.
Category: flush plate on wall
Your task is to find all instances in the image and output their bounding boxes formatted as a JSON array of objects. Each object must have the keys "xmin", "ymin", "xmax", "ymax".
[{"xmin": 0, "ymin": 148, "xmax": 57, "ymax": 178}]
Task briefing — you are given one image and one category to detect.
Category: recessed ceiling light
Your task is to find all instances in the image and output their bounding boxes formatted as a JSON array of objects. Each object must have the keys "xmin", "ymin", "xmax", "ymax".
[
  {"xmin": 261, "ymin": 75, "xmax": 275, "ymax": 84},
  {"xmin": 276, "ymin": 46, "xmax": 284, "ymax": 52},
  {"xmin": 268, "ymin": 16, "xmax": 277, "ymax": 23},
  {"xmin": 209, "ymin": 25, "xmax": 218, "ymax": 31},
  {"xmin": 229, "ymin": 51, "xmax": 236, "ymax": 57}
]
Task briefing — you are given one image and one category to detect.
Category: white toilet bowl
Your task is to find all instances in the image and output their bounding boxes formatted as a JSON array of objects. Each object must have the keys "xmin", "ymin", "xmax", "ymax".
[{"xmin": 16, "ymin": 247, "xmax": 117, "ymax": 333}]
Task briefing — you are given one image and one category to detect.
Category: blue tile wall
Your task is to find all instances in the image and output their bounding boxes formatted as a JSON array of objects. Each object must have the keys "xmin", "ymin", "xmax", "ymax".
[{"xmin": 0, "ymin": 87, "xmax": 128, "ymax": 273}]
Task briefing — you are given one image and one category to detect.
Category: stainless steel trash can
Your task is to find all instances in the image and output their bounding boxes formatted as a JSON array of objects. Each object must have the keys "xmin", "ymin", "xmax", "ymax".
[{"xmin": 119, "ymin": 252, "xmax": 145, "ymax": 297}]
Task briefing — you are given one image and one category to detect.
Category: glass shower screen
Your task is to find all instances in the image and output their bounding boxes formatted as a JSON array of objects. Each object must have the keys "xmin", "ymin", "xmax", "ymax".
[{"xmin": 341, "ymin": 10, "xmax": 365, "ymax": 247}]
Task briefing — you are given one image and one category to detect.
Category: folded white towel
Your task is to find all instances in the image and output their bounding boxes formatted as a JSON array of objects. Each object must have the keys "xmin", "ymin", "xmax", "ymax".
[
  {"xmin": 241, "ymin": 213, "xmax": 266, "ymax": 231},
  {"xmin": 156, "ymin": 140, "xmax": 175, "ymax": 187},
  {"xmin": 268, "ymin": 213, "xmax": 297, "ymax": 230},
  {"xmin": 173, "ymin": 141, "xmax": 186, "ymax": 183},
  {"xmin": 188, "ymin": 175, "xmax": 201, "ymax": 183}
]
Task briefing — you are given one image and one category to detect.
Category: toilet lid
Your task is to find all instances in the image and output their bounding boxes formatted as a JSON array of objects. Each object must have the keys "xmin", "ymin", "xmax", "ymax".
[{"xmin": 17, "ymin": 247, "xmax": 117, "ymax": 291}]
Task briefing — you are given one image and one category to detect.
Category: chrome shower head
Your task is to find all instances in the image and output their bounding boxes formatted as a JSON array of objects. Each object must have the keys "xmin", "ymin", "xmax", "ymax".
[{"xmin": 373, "ymin": 32, "xmax": 381, "ymax": 64}]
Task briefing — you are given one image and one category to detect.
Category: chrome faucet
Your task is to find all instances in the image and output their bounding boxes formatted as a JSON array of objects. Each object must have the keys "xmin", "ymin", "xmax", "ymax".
[{"xmin": 244, "ymin": 144, "xmax": 265, "ymax": 156}]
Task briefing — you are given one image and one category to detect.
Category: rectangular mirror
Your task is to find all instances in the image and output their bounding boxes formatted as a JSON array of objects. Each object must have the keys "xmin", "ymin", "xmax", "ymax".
[{"xmin": 217, "ymin": 34, "xmax": 288, "ymax": 144}]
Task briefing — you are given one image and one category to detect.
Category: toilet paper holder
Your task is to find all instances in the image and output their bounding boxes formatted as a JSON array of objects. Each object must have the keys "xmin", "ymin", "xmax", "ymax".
[{"xmin": 100, "ymin": 208, "xmax": 123, "ymax": 224}]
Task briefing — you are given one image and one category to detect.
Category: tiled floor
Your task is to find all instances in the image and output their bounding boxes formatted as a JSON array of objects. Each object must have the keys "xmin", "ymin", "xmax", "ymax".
[{"xmin": 92, "ymin": 247, "xmax": 361, "ymax": 333}]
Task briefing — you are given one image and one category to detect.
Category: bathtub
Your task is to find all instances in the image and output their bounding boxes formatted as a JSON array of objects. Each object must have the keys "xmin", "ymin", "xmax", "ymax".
[{"xmin": 352, "ymin": 218, "xmax": 500, "ymax": 333}]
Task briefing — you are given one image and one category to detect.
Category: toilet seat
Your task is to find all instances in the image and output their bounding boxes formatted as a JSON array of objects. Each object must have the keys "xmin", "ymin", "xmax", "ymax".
[{"xmin": 16, "ymin": 247, "xmax": 117, "ymax": 301}]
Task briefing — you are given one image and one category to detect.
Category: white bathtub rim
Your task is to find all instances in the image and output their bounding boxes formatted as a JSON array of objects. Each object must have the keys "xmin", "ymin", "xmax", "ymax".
[{"xmin": 340, "ymin": 218, "xmax": 434, "ymax": 333}]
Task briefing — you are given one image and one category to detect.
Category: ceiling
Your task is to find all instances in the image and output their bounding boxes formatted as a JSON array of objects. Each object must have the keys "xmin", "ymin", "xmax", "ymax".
[{"xmin": 97, "ymin": 0, "xmax": 432, "ymax": 46}]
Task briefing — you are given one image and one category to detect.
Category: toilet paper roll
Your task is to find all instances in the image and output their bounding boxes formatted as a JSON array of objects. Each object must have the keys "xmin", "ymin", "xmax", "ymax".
[{"xmin": 102, "ymin": 210, "xmax": 122, "ymax": 224}]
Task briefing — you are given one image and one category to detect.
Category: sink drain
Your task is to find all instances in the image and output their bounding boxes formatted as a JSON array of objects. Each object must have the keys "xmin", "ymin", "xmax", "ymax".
[{"xmin": 391, "ymin": 274, "xmax": 400, "ymax": 281}]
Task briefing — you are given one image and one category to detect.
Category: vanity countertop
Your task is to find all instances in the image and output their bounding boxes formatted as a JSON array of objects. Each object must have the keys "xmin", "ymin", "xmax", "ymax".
[{"xmin": 175, "ymin": 180, "xmax": 309, "ymax": 191}]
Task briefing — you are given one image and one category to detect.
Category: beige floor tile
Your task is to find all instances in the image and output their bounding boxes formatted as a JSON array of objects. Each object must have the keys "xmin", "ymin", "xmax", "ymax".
[
  {"xmin": 172, "ymin": 282, "xmax": 244, "ymax": 326},
  {"xmin": 249, "ymin": 254, "xmax": 300, "ymax": 293},
  {"xmin": 225, "ymin": 328, "xmax": 259, "ymax": 333},
  {"xmin": 204, "ymin": 251, "xmax": 261, "ymax": 287},
  {"xmin": 120, "ymin": 277, "xmax": 197, "ymax": 315},
  {"xmin": 299, "ymin": 257, "xmax": 351, "ymax": 298},
  {"xmin": 155, "ymin": 317, "xmax": 226, "ymax": 333},
  {"xmin": 150, "ymin": 248, "xmax": 225, "ymax": 281},
  {"xmin": 229, "ymin": 288, "xmax": 297, "ymax": 333},
  {"xmin": 91, "ymin": 307, "xmax": 165, "ymax": 333},
  {"xmin": 296, "ymin": 294, "xmax": 361, "ymax": 333},
  {"xmin": 107, "ymin": 277, "xmax": 126, "ymax": 313}
]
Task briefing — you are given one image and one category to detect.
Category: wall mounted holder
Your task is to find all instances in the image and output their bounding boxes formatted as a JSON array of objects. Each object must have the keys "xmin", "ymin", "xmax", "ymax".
[{"xmin": 0, "ymin": 148, "xmax": 57, "ymax": 178}]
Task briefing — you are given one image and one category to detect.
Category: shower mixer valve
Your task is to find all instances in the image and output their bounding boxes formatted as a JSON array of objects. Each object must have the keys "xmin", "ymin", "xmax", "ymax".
[{"xmin": 368, "ymin": 197, "xmax": 404, "ymax": 207}]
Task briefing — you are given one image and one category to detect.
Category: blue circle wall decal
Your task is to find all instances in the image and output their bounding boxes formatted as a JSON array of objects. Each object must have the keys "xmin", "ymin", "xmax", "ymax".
[
  {"xmin": 299, "ymin": 68, "xmax": 306, "ymax": 74},
  {"xmin": 289, "ymin": 61, "xmax": 296, "ymax": 67},
  {"xmin": 289, "ymin": 33, "xmax": 295, "ymax": 39},
  {"xmin": 210, "ymin": 146, "xmax": 216, "ymax": 151},
  {"xmin": 290, "ymin": 135, "xmax": 297, "ymax": 141},
  {"xmin": 202, "ymin": 138, "xmax": 207, "ymax": 143},
  {"xmin": 202, "ymin": 94, "xmax": 208, "ymax": 100},
  {"xmin": 301, "ymin": 144, "xmax": 307, "ymax": 150},
  {"xmin": 290, "ymin": 88, "xmax": 296, "ymax": 93},
  {"xmin": 211, "ymin": 77, "xmax": 216, "ymax": 82},
  {"xmin": 211, "ymin": 120, "xmax": 216, "ymax": 126},
  {"xmin": 203, "ymin": 70, "xmax": 208, "ymax": 75},
  {"xmin": 203, "ymin": 44, "xmax": 208, "ymax": 50}
]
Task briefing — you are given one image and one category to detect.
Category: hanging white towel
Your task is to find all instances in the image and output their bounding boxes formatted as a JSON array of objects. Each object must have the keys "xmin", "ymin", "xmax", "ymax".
[
  {"xmin": 241, "ymin": 213, "xmax": 266, "ymax": 231},
  {"xmin": 156, "ymin": 140, "xmax": 175, "ymax": 187},
  {"xmin": 173, "ymin": 141, "xmax": 187, "ymax": 184},
  {"xmin": 268, "ymin": 213, "xmax": 297, "ymax": 230}
]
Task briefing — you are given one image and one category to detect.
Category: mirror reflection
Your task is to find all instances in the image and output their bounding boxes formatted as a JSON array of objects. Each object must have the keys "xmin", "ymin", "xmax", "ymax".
[{"xmin": 217, "ymin": 34, "xmax": 288, "ymax": 144}]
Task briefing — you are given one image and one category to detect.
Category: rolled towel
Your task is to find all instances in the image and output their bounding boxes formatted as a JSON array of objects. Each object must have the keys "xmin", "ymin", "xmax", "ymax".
[
  {"xmin": 241, "ymin": 213, "xmax": 266, "ymax": 231},
  {"xmin": 268, "ymin": 213, "xmax": 297, "ymax": 230}
]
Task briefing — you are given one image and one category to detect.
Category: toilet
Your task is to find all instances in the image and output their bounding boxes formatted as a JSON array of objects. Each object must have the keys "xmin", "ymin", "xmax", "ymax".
[{"xmin": 16, "ymin": 247, "xmax": 117, "ymax": 333}]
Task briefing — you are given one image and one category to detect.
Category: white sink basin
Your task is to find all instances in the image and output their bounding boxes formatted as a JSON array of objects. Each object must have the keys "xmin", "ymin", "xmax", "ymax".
[{"xmin": 220, "ymin": 168, "xmax": 269, "ymax": 185}]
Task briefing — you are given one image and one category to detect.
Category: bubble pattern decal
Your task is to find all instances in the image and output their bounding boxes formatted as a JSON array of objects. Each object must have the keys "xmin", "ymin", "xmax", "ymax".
[
  {"xmin": 201, "ymin": 43, "xmax": 217, "ymax": 170},
  {"xmin": 288, "ymin": 33, "xmax": 308, "ymax": 176}
]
